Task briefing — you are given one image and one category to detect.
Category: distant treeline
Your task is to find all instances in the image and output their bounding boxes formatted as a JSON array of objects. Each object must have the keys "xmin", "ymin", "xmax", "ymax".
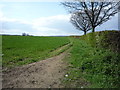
[{"xmin": 1, "ymin": 33, "xmax": 33, "ymax": 36}]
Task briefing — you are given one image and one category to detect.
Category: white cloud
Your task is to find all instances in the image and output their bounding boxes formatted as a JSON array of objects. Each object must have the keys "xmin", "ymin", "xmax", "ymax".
[
  {"xmin": 31, "ymin": 14, "xmax": 82, "ymax": 36},
  {"xmin": 1, "ymin": 10, "xmax": 118, "ymax": 36},
  {"xmin": 1, "ymin": 14, "xmax": 82, "ymax": 36},
  {"xmin": 0, "ymin": 5, "xmax": 4, "ymax": 18},
  {"xmin": 0, "ymin": 10, "xmax": 3, "ymax": 19},
  {"xmin": 33, "ymin": 15, "xmax": 70, "ymax": 26},
  {"xmin": 1, "ymin": 0, "xmax": 119, "ymax": 2},
  {"xmin": 0, "ymin": 0, "xmax": 65, "ymax": 2},
  {"xmin": 0, "ymin": 4, "xmax": 5, "ymax": 20},
  {"xmin": 0, "ymin": 4, "xmax": 5, "ymax": 33}
]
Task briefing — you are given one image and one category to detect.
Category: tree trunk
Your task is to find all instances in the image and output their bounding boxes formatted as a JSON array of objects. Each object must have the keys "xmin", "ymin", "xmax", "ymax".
[
  {"xmin": 84, "ymin": 31, "xmax": 86, "ymax": 35},
  {"xmin": 92, "ymin": 27, "xmax": 95, "ymax": 32}
]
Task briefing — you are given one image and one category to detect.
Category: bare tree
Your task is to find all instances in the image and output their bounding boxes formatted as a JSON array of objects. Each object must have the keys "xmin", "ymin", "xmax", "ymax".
[
  {"xmin": 22, "ymin": 33, "xmax": 26, "ymax": 36},
  {"xmin": 22, "ymin": 33, "xmax": 29, "ymax": 36},
  {"xmin": 62, "ymin": 1, "xmax": 119, "ymax": 32},
  {"xmin": 70, "ymin": 12, "xmax": 91, "ymax": 35}
]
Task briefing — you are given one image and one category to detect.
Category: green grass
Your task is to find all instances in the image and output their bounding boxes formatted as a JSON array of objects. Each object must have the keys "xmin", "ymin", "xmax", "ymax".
[
  {"xmin": 2, "ymin": 35, "xmax": 70, "ymax": 68},
  {"xmin": 0, "ymin": 35, "xmax": 2, "ymax": 66},
  {"xmin": 2, "ymin": 31, "xmax": 120, "ymax": 88},
  {"xmin": 63, "ymin": 31, "xmax": 120, "ymax": 88},
  {"xmin": 50, "ymin": 43, "xmax": 72, "ymax": 57}
]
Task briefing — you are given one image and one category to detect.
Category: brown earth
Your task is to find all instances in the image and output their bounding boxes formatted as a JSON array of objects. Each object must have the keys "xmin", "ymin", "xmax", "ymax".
[{"xmin": 2, "ymin": 50, "xmax": 69, "ymax": 88}]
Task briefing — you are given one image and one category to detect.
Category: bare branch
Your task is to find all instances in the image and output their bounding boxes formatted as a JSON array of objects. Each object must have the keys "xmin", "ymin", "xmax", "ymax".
[
  {"xmin": 70, "ymin": 12, "xmax": 91, "ymax": 35},
  {"xmin": 62, "ymin": 1, "xmax": 119, "ymax": 32}
]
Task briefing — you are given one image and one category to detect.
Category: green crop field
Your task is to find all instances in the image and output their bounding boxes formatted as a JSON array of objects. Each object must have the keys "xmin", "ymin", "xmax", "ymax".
[{"xmin": 2, "ymin": 35, "xmax": 70, "ymax": 68}]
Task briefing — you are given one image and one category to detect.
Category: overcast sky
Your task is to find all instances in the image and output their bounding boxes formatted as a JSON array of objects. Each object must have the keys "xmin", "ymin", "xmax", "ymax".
[{"xmin": 0, "ymin": 1, "xmax": 119, "ymax": 36}]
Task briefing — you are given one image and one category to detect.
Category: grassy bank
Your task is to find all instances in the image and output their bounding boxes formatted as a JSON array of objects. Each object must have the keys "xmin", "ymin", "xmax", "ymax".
[
  {"xmin": 2, "ymin": 36, "xmax": 70, "ymax": 68},
  {"xmin": 64, "ymin": 31, "xmax": 120, "ymax": 88}
]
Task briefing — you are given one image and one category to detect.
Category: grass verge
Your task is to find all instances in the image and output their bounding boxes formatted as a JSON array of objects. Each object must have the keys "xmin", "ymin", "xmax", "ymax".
[{"xmin": 63, "ymin": 31, "xmax": 120, "ymax": 88}]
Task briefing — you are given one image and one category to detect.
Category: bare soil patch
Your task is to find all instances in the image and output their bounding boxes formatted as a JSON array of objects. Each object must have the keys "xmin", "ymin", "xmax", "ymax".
[{"xmin": 2, "ymin": 50, "xmax": 69, "ymax": 88}]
